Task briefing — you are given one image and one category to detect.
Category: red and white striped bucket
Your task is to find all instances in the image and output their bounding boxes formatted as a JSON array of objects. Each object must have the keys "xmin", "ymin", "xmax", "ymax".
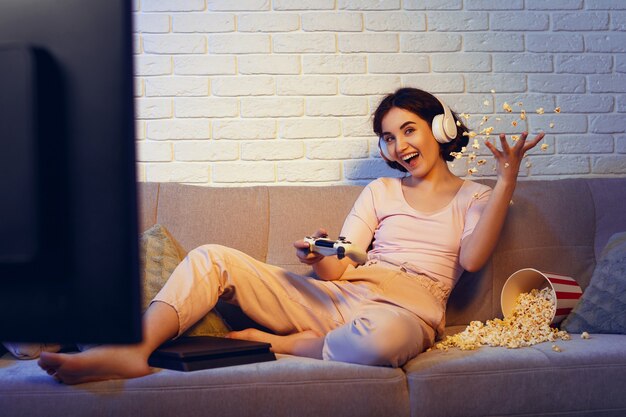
[{"xmin": 501, "ymin": 268, "xmax": 583, "ymax": 325}]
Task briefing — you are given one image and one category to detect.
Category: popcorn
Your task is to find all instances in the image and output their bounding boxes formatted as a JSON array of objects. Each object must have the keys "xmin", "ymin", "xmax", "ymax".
[
  {"xmin": 504, "ymin": 162, "xmax": 510, "ymax": 168},
  {"xmin": 480, "ymin": 126, "xmax": 494, "ymax": 136},
  {"xmin": 449, "ymin": 92, "xmax": 558, "ymax": 177},
  {"xmin": 477, "ymin": 159, "xmax": 487, "ymax": 166},
  {"xmin": 541, "ymin": 143, "xmax": 549, "ymax": 151},
  {"xmin": 581, "ymin": 331, "xmax": 590, "ymax": 339},
  {"xmin": 433, "ymin": 288, "xmax": 570, "ymax": 351}
]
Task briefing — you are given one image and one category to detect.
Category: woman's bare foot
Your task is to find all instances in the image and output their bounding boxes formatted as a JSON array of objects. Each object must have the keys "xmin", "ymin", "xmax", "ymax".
[
  {"xmin": 227, "ymin": 328, "xmax": 324, "ymax": 359},
  {"xmin": 38, "ymin": 344, "xmax": 152, "ymax": 385}
]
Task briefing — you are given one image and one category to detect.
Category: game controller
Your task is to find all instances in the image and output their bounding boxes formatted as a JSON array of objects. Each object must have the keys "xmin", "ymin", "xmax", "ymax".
[{"xmin": 303, "ymin": 236, "xmax": 368, "ymax": 265}]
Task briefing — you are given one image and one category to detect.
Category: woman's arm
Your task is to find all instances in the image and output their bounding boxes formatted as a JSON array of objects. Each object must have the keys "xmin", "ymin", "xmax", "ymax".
[{"xmin": 459, "ymin": 132, "xmax": 544, "ymax": 272}]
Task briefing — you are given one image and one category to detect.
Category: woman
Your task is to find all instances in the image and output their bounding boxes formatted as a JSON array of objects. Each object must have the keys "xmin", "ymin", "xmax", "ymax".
[{"xmin": 39, "ymin": 88, "xmax": 543, "ymax": 384}]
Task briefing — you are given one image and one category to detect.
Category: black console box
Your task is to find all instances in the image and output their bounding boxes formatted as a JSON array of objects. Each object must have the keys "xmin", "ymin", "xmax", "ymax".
[{"xmin": 148, "ymin": 336, "xmax": 276, "ymax": 372}]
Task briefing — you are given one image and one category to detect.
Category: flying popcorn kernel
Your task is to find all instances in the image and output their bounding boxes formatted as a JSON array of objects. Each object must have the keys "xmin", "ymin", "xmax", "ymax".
[
  {"xmin": 536, "ymin": 107, "xmax": 545, "ymax": 115},
  {"xmin": 541, "ymin": 144, "xmax": 549, "ymax": 151},
  {"xmin": 525, "ymin": 161, "xmax": 532, "ymax": 168},
  {"xmin": 477, "ymin": 159, "xmax": 487, "ymax": 166},
  {"xmin": 483, "ymin": 99, "xmax": 490, "ymax": 106},
  {"xmin": 581, "ymin": 332, "xmax": 590, "ymax": 339},
  {"xmin": 549, "ymin": 122, "xmax": 555, "ymax": 128},
  {"xmin": 472, "ymin": 139, "xmax": 480, "ymax": 149},
  {"xmin": 468, "ymin": 167, "xmax": 478, "ymax": 175},
  {"xmin": 511, "ymin": 135, "xmax": 520, "ymax": 142},
  {"xmin": 520, "ymin": 110, "xmax": 527, "ymax": 121},
  {"xmin": 456, "ymin": 120, "xmax": 462, "ymax": 127},
  {"xmin": 473, "ymin": 192, "xmax": 480, "ymax": 199},
  {"xmin": 503, "ymin": 102, "xmax": 513, "ymax": 113},
  {"xmin": 512, "ymin": 120, "xmax": 518, "ymax": 127},
  {"xmin": 481, "ymin": 126, "xmax": 494, "ymax": 136},
  {"xmin": 554, "ymin": 107, "xmax": 561, "ymax": 113}
]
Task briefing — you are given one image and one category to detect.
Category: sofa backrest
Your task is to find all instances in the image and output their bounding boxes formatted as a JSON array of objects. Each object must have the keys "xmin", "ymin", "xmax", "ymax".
[{"xmin": 138, "ymin": 178, "xmax": 626, "ymax": 326}]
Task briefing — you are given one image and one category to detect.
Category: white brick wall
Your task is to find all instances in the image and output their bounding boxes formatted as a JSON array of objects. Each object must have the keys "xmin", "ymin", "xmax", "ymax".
[{"xmin": 134, "ymin": 1, "xmax": 626, "ymax": 185}]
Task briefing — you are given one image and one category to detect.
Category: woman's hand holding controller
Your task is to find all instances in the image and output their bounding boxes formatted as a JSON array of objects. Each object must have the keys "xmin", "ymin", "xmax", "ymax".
[{"xmin": 294, "ymin": 228, "xmax": 328, "ymax": 265}]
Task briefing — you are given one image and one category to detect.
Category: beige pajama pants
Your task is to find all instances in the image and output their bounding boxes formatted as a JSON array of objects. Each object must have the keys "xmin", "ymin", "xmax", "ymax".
[{"xmin": 153, "ymin": 244, "xmax": 450, "ymax": 368}]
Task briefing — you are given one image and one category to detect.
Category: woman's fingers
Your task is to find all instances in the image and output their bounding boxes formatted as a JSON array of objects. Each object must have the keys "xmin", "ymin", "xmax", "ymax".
[
  {"xmin": 522, "ymin": 132, "xmax": 545, "ymax": 153},
  {"xmin": 484, "ymin": 139, "xmax": 503, "ymax": 159}
]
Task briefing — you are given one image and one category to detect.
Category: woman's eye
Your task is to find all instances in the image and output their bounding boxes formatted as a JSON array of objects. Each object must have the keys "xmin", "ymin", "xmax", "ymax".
[
  {"xmin": 404, "ymin": 128, "xmax": 415, "ymax": 135},
  {"xmin": 383, "ymin": 136, "xmax": 394, "ymax": 143}
]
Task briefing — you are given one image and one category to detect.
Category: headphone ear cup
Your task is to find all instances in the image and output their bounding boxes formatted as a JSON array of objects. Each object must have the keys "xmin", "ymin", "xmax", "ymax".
[
  {"xmin": 432, "ymin": 114, "xmax": 449, "ymax": 144},
  {"xmin": 378, "ymin": 137, "xmax": 392, "ymax": 161}
]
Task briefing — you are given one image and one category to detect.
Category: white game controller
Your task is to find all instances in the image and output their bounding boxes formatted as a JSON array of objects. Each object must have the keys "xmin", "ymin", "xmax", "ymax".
[{"xmin": 303, "ymin": 236, "xmax": 368, "ymax": 265}]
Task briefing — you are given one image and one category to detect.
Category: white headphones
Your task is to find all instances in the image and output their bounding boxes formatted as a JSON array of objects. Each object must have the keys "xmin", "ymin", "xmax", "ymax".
[{"xmin": 378, "ymin": 95, "xmax": 457, "ymax": 162}]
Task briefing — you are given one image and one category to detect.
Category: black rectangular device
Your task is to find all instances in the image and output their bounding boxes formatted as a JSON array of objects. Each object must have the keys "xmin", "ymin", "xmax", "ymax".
[
  {"xmin": 149, "ymin": 337, "xmax": 277, "ymax": 372},
  {"xmin": 0, "ymin": 1, "xmax": 141, "ymax": 344}
]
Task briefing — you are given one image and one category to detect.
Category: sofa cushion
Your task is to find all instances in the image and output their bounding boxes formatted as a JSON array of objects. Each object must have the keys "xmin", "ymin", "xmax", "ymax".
[
  {"xmin": 0, "ymin": 353, "xmax": 409, "ymax": 417},
  {"xmin": 403, "ymin": 334, "xmax": 626, "ymax": 417},
  {"xmin": 587, "ymin": 178, "xmax": 626, "ymax": 260},
  {"xmin": 154, "ymin": 183, "xmax": 270, "ymax": 262},
  {"xmin": 561, "ymin": 231, "xmax": 626, "ymax": 334}
]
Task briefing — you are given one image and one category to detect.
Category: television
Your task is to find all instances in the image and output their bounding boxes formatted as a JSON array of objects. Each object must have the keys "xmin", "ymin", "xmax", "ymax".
[{"xmin": 0, "ymin": 0, "xmax": 141, "ymax": 344}]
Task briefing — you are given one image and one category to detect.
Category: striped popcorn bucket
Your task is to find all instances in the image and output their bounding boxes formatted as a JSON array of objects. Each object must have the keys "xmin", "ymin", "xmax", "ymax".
[{"xmin": 501, "ymin": 268, "xmax": 583, "ymax": 325}]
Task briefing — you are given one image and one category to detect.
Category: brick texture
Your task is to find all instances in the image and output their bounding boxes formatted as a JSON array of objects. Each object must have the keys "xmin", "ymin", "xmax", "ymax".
[{"xmin": 132, "ymin": 2, "xmax": 626, "ymax": 185}]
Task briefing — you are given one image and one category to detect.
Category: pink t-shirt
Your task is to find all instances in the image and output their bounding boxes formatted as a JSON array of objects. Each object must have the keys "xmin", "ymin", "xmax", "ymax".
[{"xmin": 340, "ymin": 177, "xmax": 492, "ymax": 290}]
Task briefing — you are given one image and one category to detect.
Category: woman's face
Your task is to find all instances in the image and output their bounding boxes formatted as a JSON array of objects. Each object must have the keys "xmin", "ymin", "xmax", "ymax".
[{"xmin": 380, "ymin": 107, "xmax": 445, "ymax": 179}]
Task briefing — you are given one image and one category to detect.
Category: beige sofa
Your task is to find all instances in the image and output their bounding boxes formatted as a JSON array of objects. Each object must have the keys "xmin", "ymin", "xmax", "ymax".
[{"xmin": 2, "ymin": 178, "xmax": 626, "ymax": 417}]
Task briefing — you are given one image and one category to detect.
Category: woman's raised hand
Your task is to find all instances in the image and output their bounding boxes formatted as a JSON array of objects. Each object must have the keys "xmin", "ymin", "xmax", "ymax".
[{"xmin": 484, "ymin": 131, "xmax": 545, "ymax": 186}]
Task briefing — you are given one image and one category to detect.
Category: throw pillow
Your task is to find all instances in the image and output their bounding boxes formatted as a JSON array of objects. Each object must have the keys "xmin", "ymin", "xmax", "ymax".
[
  {"xmin": 141, "ymin": 224, "xmax": 230, "ymax": 337},
  {"xmin": 561, "ymin": 231, "xmax": 626, "ymax": 334}
]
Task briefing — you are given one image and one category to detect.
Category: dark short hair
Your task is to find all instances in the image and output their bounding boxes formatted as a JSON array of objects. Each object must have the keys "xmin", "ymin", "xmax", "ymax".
[{"xmin": 373, "ymin": 87, "xmax": 470, "ymax": 172}]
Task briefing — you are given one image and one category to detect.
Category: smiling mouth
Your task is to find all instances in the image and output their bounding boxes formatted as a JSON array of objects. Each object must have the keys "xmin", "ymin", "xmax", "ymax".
[{"xmin": 401, "ymin": 152, "xmax": 420, "ymax": 164}]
